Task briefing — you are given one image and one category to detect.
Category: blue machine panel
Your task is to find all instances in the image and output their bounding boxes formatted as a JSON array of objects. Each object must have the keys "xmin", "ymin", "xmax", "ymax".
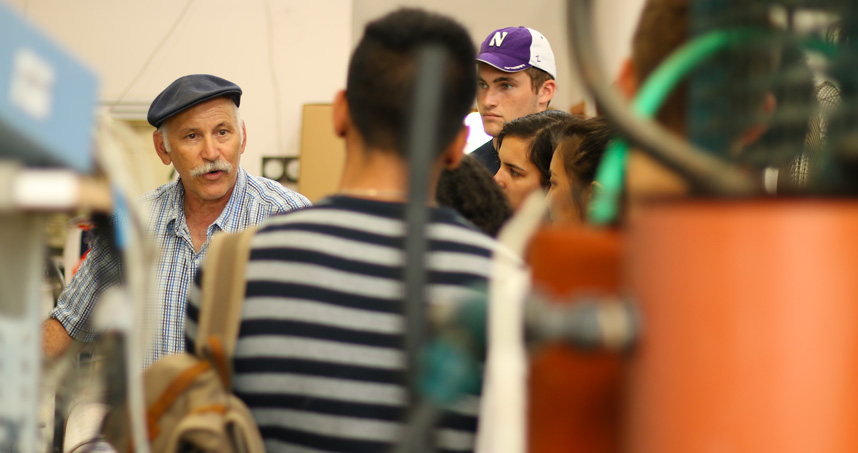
[{"xmin": 0, "ymin": 3, "xmax": 99, "ymax": 173}]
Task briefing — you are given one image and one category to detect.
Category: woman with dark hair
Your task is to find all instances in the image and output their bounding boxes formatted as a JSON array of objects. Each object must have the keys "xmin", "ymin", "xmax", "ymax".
[
  {"xmin": 547, "ymin": 116, "xmax": 612, "ymax": 224},
  {"xmin": 493, "ymin": 110, "xmax": 576, "ymax": 210},
  {"xmin": 436, "ymin": 154, "xmax": 513, "ymax": 237}
]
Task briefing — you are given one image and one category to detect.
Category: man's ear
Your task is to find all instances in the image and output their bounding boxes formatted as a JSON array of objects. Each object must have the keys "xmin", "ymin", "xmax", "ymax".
[
  {"xmin": 616, "ymin": 57, "xmax": 638, "ymax": 100},
  {"xmin": 538, "ymin": 79, "xmax": 557, "ymax": 109},
  {"xmin": 332, "ymin": 90, "xmax": 349, "ymax": 138},
  {"xmin": 442, "ymin": 126, "xmax": 468, "ymax": 170},
  {"xmin": 739, "ymin": 91, "xmax": 777, "ymax": 147},
  {"xmin": 153, "ymin": 130, "xmax": 172, "ymax": 165}
]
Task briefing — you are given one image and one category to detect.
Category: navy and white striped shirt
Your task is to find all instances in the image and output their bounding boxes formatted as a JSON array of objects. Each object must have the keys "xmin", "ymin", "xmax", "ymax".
[
  {"xmin": 185, "ymin": 195, "xmax": 498, "ymax": 452},
  {"xmin": 52, "ymin": 167, "xmax": 310, "ymax": 364}
]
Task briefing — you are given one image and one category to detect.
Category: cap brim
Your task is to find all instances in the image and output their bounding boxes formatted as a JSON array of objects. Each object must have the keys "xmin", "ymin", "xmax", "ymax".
[{"xmin": 476, "ymin": 53, "xmax": 532, "ymax": 73}]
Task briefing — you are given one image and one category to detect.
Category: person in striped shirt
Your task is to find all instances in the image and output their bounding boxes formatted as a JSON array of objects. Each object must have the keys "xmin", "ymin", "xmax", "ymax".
[
  {"xmin": 44, "ymin": 74, "xmax": 311, "ymax": 364},
  {"xmin": 186, "ymin": 9, "xmax": 501, "ymax": 452}
]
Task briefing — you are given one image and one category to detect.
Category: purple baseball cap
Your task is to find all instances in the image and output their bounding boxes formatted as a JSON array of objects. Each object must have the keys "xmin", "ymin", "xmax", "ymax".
[{"xmin": 476, "ymin": 26, "xmax": 556, "ymax": 79}]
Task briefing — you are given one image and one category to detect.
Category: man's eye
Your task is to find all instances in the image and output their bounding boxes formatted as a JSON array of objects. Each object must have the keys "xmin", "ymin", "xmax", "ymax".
[
  {"xmin": 477, "ymin": 82, "xmax": 488, "ymax": 89},
  {"xmin": 510, "ymin": 168, "xmax": 520, "ymax": 177},
  {"xmin": 218, "ymin": 129, "xmax": 229, "ymax": 136},
  {"xmin": 502, "ymin": 83, "xmax": 514, "ymax": 90},
  {"xmin": 186, "ymin": 133, "xmax": 197, "ymax": 139}
]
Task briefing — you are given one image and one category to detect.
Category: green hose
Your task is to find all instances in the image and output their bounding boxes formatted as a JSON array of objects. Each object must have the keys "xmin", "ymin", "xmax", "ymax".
[{"xmin": 588, "ymin": 28, "xmax": 769, "ymax": 225}]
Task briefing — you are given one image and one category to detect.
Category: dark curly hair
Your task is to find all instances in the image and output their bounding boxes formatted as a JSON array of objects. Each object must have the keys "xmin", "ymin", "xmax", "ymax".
[{"xmin": 436, "ymin": 154, "xmax": 513, "ymax": 237}]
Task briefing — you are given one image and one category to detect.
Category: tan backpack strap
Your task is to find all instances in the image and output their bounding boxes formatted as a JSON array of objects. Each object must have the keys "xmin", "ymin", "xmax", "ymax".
[
  {"xmin": 146, "ymin": 360, "xmax": 213, "ymax": 440},
  {"xmin": 196, "ymin": 226, "xmax": 259, "ymax": 386}
]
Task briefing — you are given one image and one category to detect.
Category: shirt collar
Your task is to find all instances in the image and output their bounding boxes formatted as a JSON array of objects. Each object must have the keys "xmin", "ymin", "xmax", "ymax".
[
  {"xmin": 165, "ymin": 166, "xmax": 248, "ymax": 235},
  {"xmin": 212, "ymin": 166, "xmax": 248, "ymax": 234},
  {"xmin": 165, "ymin": 179, "xmax": 184, "ymax": 231}
]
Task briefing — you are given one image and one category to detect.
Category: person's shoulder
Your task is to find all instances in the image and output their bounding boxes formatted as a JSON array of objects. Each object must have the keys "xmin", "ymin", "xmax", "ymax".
[
  {"xmin": 469, "ymin": 139, "xmax": 500, "ymax": 174},
  {"xmin": 256, "ymin": 195, "xmax": 368, "ymax": 227},
  {"xmin": 431, "ymin": 208, "xmax": 500, "ymax": 254},
  {"xmin": 439, "ymin": 216, "xmax": 523, "ymax": 270},
  {"xmin": 244, "ymin": 173, "xmax": 312, "ymax": 212},
  {"xmin": 471, "ymin": 139, "xmax": 495, "ymax": 157},
  {"xmin": 137, "ymin": 179, "xmax": 181, "ymax": 207}
]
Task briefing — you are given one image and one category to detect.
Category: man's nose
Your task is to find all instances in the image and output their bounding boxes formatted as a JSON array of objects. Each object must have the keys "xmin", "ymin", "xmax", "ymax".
[
  {"xmin": 200, "ymin": 136, "xmax": 219, "ymax": 161},
  {"xmin": 483, "ymin": 87, "xmax": 499, "ymax": 108}
]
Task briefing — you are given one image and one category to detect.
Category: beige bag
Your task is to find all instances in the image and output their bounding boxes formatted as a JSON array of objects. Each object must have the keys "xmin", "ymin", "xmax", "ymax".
[{"xmin": 103, "ymin": 227, "xmax": 265, "ymax": 452}]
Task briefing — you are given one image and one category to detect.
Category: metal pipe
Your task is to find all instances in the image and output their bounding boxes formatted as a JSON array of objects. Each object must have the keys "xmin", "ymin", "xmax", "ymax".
[
  {"xmin": 525, "ymin": 293, "xmax": 640, "ymax": 351},
  {"xmin": 403, "ymin": 44, "xmax": 449, "ymax": 406}
]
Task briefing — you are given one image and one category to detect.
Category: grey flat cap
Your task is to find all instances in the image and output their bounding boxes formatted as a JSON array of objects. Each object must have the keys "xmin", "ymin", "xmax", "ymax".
[{"xmin": 147, "ymin": 74, "xmax": 242, "ymax": 127}]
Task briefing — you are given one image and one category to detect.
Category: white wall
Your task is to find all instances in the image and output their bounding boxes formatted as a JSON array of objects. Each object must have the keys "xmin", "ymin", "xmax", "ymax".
[
  {"xmin": 594, "ymin": 0, "xmax": 647, "ymax": 83},
  {"xmin": 5, "ymin": 0, "xmax": 353, "ymax": 177}
]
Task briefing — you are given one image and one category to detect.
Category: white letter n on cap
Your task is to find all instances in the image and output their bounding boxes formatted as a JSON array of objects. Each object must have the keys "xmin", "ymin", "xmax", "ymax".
[{"xmin": 489, "ymin": 31, "xmax": 508, "ymax": 47}]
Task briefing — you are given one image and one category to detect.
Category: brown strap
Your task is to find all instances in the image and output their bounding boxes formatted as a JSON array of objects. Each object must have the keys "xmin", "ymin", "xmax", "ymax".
[
  {"xmin": 146, "ymin": 360, "xmax": 213, "ymax": 440},
  {"xmin": 196, "ymin": 226, "xmax": 259, "ymax": 387},
  {"xmin": 188, "ymin": 404, "xmax": 229, "ymax": 417},
  {"xmin": 208, "ymin": 335, "xmax": 231, "ymax": 389}
]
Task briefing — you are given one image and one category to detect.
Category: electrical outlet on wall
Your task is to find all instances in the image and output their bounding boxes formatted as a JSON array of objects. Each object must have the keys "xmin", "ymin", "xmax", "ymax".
[{"xmin": 261, "ymin": 156, "xmax": 300, "ymax": 184}]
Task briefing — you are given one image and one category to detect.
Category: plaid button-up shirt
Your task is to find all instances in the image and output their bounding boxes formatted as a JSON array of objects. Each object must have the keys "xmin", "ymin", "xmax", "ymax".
[{"xmin": 51, "ymin": 167, "xmax": 310, "ymax": 365}]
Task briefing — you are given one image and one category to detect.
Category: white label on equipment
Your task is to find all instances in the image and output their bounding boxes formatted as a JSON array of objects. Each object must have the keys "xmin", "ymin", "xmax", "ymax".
[{"xmin": 10, "ymin": 47, "xmax": 56, "ymax": 120}]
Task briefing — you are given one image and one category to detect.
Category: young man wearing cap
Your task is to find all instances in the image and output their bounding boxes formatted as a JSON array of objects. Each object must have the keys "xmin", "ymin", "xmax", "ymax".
[
  {"xmin": 43, "ymin": 74, "xmax": 311, "ymax": 364},
  {"xmin": 472, "ymin": 26, "xmax": 557, "ymax": 175}
]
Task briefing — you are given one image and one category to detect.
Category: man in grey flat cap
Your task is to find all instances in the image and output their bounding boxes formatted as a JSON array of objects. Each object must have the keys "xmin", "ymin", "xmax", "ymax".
[{"xmin": 43, "ymin": 74, "xmax": 311, "ymax": 364}]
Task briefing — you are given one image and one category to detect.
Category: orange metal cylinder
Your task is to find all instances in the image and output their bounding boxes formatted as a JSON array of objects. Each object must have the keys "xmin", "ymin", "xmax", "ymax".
[
  {"xmin": 528, "ymin": 227, "xmax": 624, "ymax": 453},
  {"xmin": 624, "ymin": 200, "xmax": 858, "ymax": 453}
]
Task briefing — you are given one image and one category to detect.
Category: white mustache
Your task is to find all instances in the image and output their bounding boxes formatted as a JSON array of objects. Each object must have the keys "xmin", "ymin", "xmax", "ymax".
[{"xmin": 190, "ymin": 160, "xmax": 232, "ymax": 178}]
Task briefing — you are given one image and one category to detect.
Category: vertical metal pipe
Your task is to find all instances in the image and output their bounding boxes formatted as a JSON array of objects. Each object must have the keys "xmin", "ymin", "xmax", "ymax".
[{"xmin": 403, "ymin": 45, "xmax": 449, "ymax": 409}]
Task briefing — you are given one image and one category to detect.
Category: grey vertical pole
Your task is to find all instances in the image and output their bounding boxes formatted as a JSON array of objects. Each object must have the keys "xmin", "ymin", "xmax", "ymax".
[{"xmin": 403, "ymin": 44, "xmax": 448, "ymax": 411}]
